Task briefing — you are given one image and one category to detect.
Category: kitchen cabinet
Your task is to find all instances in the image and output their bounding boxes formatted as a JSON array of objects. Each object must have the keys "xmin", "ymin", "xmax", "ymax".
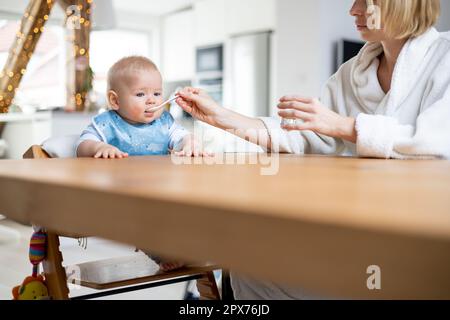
[
  {"xmin": 161, "ymin": 1, "xmax": 276, "ymax": 80},
  {"xmin": 225, "ymin": 0, "xmax": 276, "ymax": 35},
  {"xmin": 193, "ymin": 0, "xmax": 275, "ymax": 47},
  {"xmin": 161, "ymin": 9, "xmax": 195, "ymax": 82},
  {"xmin": 194, "ymin": 0, "xmax": 226, "ymax": 46}
]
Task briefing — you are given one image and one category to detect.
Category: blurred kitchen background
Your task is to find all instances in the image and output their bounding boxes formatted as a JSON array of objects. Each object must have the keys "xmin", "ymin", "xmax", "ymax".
[
  {"xmin": 0, "ymin": 0, "xmax": 449, "ymax": 159},
  {"xmin": 0, "ymin": 0, "xmax": 449, "ymax": 300}
]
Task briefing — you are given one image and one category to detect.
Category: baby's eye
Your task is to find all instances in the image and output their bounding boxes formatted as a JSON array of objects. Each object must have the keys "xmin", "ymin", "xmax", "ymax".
[
  {"xmin": 136, "ymin": 92, "xmax": 145, "ymax": 97},
  {"xmin": 154, "ymin": 92, "xmax": 161, "ymax": 97}
]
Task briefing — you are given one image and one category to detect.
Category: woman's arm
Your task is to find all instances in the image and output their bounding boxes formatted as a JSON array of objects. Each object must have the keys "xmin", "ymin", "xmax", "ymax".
[
  {"xmin": 355, "ymin": 100, "xmax": 450, "ymax": 159},
  {"xmin": 215, "ymin": 109, "xmax": 270, "ymax": 147},
  {"xmin": 176, "ymin": 88, "xmax": 272, "ymax": 150},
  {"xmin": 177, "ymin": 85, "xmax": 346, "ymax": 155}
]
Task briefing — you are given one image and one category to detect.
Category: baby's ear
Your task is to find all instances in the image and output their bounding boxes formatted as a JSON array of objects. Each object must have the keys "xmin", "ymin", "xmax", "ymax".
[{"xmin": 108, "ymin": 90, "xmax": 120, "ymax": 110}]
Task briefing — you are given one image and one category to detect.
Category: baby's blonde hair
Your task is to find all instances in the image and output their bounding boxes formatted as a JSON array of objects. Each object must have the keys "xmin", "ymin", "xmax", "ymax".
[
  {"xmin": 374, "ymin": 0, "xmax": 440, "ymax": 39},
  {"xmin": 107, "ymin": 56, "xmax": 159, "ymax": 92}
]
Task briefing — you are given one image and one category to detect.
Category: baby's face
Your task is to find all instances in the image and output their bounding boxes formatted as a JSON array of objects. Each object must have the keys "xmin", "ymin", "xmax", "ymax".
[{"xmin": 114, "ymin": 69, "xmax": 165, "ymax": 124}]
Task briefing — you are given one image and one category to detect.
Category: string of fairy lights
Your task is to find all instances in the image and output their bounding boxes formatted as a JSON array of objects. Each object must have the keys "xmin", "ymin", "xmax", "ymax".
[
  {"xmin": 0, "ymin": 0, "xmax": 93, "ymax": 113},
  {"xmin": 65, "ymin": 0, "xmax": 92, "ymax": 111}
]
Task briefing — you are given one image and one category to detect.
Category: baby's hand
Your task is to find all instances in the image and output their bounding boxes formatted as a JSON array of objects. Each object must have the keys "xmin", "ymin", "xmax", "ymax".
[
  {"xmin": 94, "ymin": 143, "xmax": 129, "ymax": 159},
  {"xmin": 173, "ymin": 135, "xmax": 212, "ymax": 157}
]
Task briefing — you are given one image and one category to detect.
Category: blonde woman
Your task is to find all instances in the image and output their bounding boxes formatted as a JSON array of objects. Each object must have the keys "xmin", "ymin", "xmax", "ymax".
[{"xmin": 177, "ymin": 0, "xmax": 449, "ymax": 299}]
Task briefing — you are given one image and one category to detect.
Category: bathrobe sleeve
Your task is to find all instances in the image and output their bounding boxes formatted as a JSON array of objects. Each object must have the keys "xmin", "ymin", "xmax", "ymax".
[
  {"xmin": 259, "ymin": 75, "xmax": 345, "ymax": 155},
  {"xmin": 355, "ymin": 63, "xmax": 450, "ymax": 159}
]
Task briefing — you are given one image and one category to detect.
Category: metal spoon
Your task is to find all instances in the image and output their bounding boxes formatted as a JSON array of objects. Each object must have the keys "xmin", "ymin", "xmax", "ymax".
[{"xmin": 145, "ymin": 95, "xmax": 179, "ymax": 113}]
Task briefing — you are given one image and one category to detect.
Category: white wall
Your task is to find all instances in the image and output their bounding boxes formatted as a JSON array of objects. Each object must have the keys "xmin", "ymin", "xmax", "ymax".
[
  {"xmin": 275, "ymin": 0, "xmax": 321, "ymax": 101},
  {"xmin": 225, "ymin": 0, "xmax": 276, "ymax": 36},
  {"xmin": 275, "ymin": 0, "xmax": 359, "ymax": 101},
  {"xmin": 194, "ymin": 0, "xmax": 226, "ymax": 46},
  {"xmin": 160, "ymin": 9, "xmax": 195, "ymax": 81},
  {"xmin": 436, "ymin": 0, "xmax": 450, "ymax": 32},
  {"xmin": 319, "ymin": 0, "xmax": 360, "ymax": 89},
  {"xmin": 115, "ymin": 10, "xmax": 161, "ymax": 65}
]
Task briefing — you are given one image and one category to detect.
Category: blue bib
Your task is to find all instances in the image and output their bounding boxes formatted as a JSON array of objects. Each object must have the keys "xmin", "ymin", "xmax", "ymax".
[{"xmin": 93, "ymin": 111, "xmax": 175, "ymax": 156}]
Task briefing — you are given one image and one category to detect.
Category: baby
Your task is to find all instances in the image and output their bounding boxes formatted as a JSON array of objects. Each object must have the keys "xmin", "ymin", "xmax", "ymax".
[
  {"xmin": 77, "ymin": 55, "xmax": 207, "ymax": 159},
  {"xmin": 77, "ymin": 56, "xmax": 206, "ymax": 271}
]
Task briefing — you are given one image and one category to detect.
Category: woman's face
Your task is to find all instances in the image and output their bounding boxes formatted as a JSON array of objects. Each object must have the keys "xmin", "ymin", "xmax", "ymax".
[{"xmin": 350, "ymin": 0, "xmax": 387, "ymax": 42}]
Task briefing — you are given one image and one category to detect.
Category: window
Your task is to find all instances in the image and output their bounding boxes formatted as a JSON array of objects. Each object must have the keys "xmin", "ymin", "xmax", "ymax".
[
  {"xmin": 0, "ymin": 19, "xmax": 151, "ymax": 110},
  {"xmin": 90, "ymin": 29, "xmax": 150, "ymax": 107},
  {"xmin": 0, "ymin": 20, "xmax": 66, "ymax": 109}
]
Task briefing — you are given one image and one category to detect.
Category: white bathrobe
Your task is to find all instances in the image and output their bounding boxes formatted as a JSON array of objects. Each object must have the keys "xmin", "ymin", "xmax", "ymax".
[
  {"xmin": 232, "ymin": 28, "xmax": 450, "ymax": 300},
  {"xmin": 261, "ymin": 27, "xmax": 450, "ymax": 160}
]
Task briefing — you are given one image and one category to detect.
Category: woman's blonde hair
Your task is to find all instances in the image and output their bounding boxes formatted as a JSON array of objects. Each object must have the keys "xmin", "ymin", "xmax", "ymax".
[{"xmin": 374, "ymin": 0, "xmax": 441, "ymax": 39}]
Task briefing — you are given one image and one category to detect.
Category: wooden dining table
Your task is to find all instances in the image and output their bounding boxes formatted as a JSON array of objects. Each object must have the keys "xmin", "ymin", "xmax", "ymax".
[{"xmin": 0, "ymin": 154, "xmax": 449, "ymax": 299}]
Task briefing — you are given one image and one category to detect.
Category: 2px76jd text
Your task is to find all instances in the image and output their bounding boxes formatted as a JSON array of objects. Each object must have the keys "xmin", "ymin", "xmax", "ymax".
[{"xmin": 179, "ymin": 304, "xmax": 270, "ymax": 318}]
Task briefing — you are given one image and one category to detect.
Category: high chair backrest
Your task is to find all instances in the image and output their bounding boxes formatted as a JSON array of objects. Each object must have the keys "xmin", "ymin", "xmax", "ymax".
[
  {"xmin": 23, "ymin": 145, "xmax": 51, "ymax": 159},
  {"xmin": 24, "ymin": 135, "xmax": 79, "ymax": 160},
  {"xmin": 41, "ymin": 135, "xmax": 79, "ymax": 158}
]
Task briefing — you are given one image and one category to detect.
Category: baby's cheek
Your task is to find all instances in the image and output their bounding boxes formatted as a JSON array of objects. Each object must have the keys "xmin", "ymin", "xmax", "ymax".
[{"xmin": 129, "ymin": 105, "xmax": 143, "ymax": 117}]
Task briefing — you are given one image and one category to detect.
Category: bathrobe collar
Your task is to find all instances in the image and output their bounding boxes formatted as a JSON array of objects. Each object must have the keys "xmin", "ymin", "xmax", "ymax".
[{"xmin": 351, "ymin": 27, "xmax": 440, "ymax": 116}]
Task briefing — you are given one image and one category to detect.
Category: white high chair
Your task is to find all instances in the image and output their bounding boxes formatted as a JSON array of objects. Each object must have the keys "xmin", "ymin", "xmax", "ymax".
[{"xmin": 23, "ymin": 135, "xmax": 226, "ymax": 300}]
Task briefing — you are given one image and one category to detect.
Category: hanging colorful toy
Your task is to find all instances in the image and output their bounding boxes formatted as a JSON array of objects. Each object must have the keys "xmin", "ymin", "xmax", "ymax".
[
  {"xmin": 12, "ymin": 230, "xmax": 50, "ymax": 300},
  {"xmin": 29, "ymin": 231, "xmax": 47, "ymax": 277}
]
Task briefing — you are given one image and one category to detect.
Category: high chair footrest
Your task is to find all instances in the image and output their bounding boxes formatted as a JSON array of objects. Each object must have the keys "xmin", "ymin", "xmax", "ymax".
[{"xmin": 65, "ymin": 254, "xmax": 219, "ymax": 290}]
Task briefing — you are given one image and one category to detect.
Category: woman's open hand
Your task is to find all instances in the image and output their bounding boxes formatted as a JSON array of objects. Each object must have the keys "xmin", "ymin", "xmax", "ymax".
[{"xmin": 278, "ymin": 96, "xmax": 357, "ymax": 143}]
